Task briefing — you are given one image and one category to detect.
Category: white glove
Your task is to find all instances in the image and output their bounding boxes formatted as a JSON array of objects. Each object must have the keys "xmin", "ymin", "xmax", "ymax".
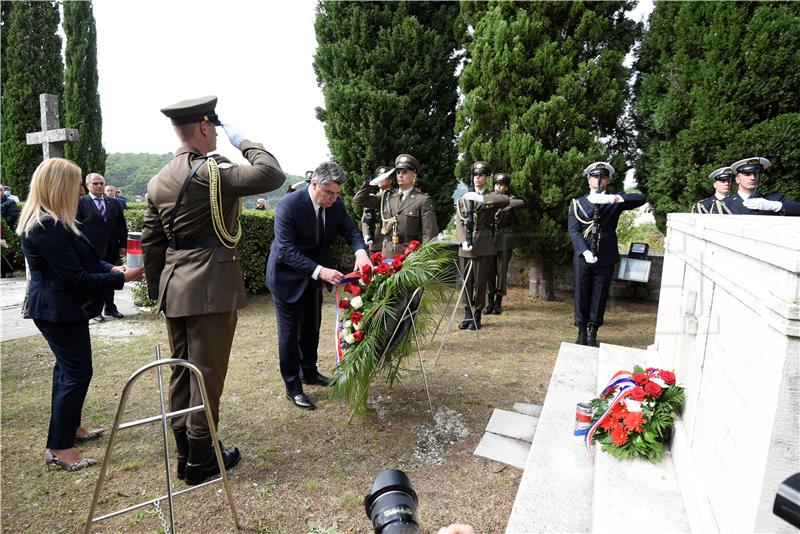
[
  {"xmin": 222, "ymin": 123, "xmax": 247, "ymax": 149},
  {"xmin": 587, "ymin": 193, "xmax": 620, "ymax": 205},
  {"xmin": 363, "ymin": 236, "xmax": 373, "ymax": 246},
  {"xmin": 370, "ymin": 167, "xmax": 395, "ymax": 186},
  {"xmin": 582, "ymin": 250, "xmax": 598, "ymax": 264},
  {"xmin": 461, "ymin": 241, "xmax": 473, "ymax": 252},
  {"xmin": 462, "ymin": 192, "xmax": 484, "ymax": 203},
  {"xmin": 743, "ymin": 197, "xmax": 782, "ymax": 212}
]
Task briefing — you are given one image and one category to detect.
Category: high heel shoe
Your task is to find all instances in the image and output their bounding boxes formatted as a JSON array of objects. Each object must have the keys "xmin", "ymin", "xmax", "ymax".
[
  {"xmin": 75, "ymin": 428, "xmax": 105, "ymax": 443},
  {"xmin": 44, "ymin": 449, "xmax": 97, "ymax": 472}
]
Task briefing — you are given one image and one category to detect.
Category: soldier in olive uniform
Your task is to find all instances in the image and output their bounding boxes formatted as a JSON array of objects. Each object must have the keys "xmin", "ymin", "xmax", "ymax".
[
  {"xmin": 353, "ymin": 165, "xmax": 393, "ymax": 253},
  {"xmin": 718, "ymin": 157, "xmax": 800, "ymax": 216},
  {"xmin": 353, "ymin": 154, "xmax": 438, "ymax": 258},
  {"xmin": 141, "ymin": 96, "xmax": 285, "ymax": 485},
  {"xmin": 455, "ymin": 162, "xmax": 510, "ymax": 330},
  {"xmin": 485, "ymin": 173, "xmax": 524, "ymax": 315},
  {"xmin": 692, "ymin": 167, "xmax": 733, "ymax": 214}
]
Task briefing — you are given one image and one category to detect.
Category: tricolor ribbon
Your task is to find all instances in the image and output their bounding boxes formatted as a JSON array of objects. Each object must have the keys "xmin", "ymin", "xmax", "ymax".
[
  {"xmin": 584, "ymin": 370, "xmax": 636, "ymax": 456},
  {"xmin": 333, "ymin": 271, "xmax": 362, "ymax": 365}
]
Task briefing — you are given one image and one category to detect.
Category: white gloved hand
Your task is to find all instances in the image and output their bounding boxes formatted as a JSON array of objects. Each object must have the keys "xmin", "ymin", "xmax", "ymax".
[
  {"xmin": 462, "ymin": 191, "xmax": 484, "ymax": 203},
  {"xmin": 461, "ymin": 241, "xmax": 473, "ymax": 252},
  {"xmin": 363, "ymin": 236, "xmax": 373, "ymax": 246},
  {"xmin": 743, "ymin": 197, "xmax": 782, "ymax": 212},
  {"xmin": 370, "ymin": 167, "xmax": 395, "ymax": 186},
  {"xmin": 587, "ymin": 193, "xmax": 620, "ymax": 205},
  {"xmin": 582, "ymin": 250, "xmax": 598, "ymax": 264},
  {"xmin": 222, "ymin": 123, "xmax": 247, "ymax": 149}
]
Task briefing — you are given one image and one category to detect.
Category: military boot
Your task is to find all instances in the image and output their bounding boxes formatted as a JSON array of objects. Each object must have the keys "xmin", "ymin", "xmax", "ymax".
[
  {"xmin": 483, "ymin": 295, "xmax": 496, "ymax": 315},
  {"xmin": 492, "ymin": 296, "xmax": 503, "ymax": 315},
  {"xmin": 575, "ymin": 324, "xmax": 588, "ymax": 345},
  {"xmin": 467, "ymin": 310, "xmax": 482, "ymax": 330},
  {"xmin": 173, "ymin": 428, "xmax": 189, "ymax": 480},
  {"xmin": 586, "ymin": 325, "xmax": 599, "ymax": 347},
  {"xmin": 458, "ymin": 308, "xmax": 473, "ymax": 330},
  {"xmin": 185, "ymin": 437, "xmax": 241, "ymax": 486}
]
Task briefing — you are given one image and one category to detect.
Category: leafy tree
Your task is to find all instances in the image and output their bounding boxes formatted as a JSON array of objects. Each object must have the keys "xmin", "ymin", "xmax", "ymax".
[
  {"xmin": 313, "ymin": 0, "xmax": 462, "ymax": 225},
  {"xmin": 457, "ymin": 1, "xmax": 639, "ymax": 299},
  {"xmin": 104, "ymin": 152, "xmax": 174, "ymax": 195},
  {"xmin": 1, "ymin": 1, "xmax": 12, "ymax": 99},
  {"xmin": 633, "ymin": 2, "xmax": 800, "ymax": 230},
  {"xmin": 0, "ymin": 1, "xmax": 63, "ymax": 199},
  {"xmin": 63, "ymin": 0, "xmax": 106, "ymax": 176}
]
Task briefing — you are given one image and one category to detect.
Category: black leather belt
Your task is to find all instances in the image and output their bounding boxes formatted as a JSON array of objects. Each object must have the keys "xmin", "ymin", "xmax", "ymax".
[
  {"xmin": 476, "ymin": 224, "xmax": 491, "ymax": 231},
  {"xmin": 168, "ymin": 235, "xmax": 221, "ymax": 250}
]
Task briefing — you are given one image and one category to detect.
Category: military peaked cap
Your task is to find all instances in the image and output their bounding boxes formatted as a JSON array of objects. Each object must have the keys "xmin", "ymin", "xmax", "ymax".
[
  {"xmin": 375, "ymin": 165, "xmax": 392, "ymax": 176},
  {"xmin": 160, "ymin": 95, "xmax": 221, "ymax": 126},
  {"xmin": 395, "ymin": 154, "xmax": 420, "ymax": 172},
  {"xmin": 709, "ymin": 167, "xmax": 734, "ymax": 181},
  {"xmin": 583, "ymin": 161, "xmax": 615, "ymax": 181},
  {"xmin": 731, "ymin": 157, "xmax": 771, "ymax": 174},
  {"xmin": 472, "ymin": 161, "xmax": 492, "ymax": 175},
  {"xmin": 493, "ymin": 173, "xmax": 511, "ymax": 186}
]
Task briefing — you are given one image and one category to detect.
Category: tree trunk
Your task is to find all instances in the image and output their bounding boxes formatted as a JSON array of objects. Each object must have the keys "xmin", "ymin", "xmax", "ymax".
[{"xmin": 528, "ymin": 254, "xmax": 557, "ymax": 301}]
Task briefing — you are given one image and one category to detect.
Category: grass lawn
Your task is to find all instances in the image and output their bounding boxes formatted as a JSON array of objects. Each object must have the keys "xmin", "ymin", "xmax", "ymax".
[{"xmin": 1, "ymin": 286, "xmax": 657, "ymax": 533}]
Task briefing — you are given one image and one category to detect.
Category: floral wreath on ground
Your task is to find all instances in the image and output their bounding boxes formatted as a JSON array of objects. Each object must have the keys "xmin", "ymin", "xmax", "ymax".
[
  {"xmin": 331, "ymin": 240, "xmax": 454, "ymax": 413},
  {"xmin": 585, "ymin": 365, "xmax": 685, "ymax": 463}
]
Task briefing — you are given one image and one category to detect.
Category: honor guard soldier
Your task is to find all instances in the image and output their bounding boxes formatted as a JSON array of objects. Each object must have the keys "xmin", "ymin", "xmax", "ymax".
[
  {"xmin": 692, "ymin": 167, "xmax": 733, "ymax": 214},
  {"xmin": 353, "ymin": 165, "xmax": 394, "ymax": 253},
  {"xmin": 141, "ymin": 96, "xmax": 286, "ymax": 485},
  {"xmin": 485, "ymin": 173, "xmax": 524, "ymax": 315},
  {"xmin": 718, "ymin": 157, "xmax": 800, "ymax": 215},
  {"xmin": 353, "ymin": 154, "xmax": 438, "ymax": 258},
  {"xmin": 568, "ymin": 162, "xmax": 645, "ymax": 346},
  {"xmin": 455, "ymin": 161, "xmax": 510, "ymax": 330}
]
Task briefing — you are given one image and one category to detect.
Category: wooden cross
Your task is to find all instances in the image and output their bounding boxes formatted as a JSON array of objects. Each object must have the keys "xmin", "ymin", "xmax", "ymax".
[{"xmin": 25, "ymin": 93, "xmax": 79, "ymax": 159}]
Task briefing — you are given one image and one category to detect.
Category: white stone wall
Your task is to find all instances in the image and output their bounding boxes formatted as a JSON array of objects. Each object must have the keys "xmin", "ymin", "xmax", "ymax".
[{"xmin": 653, "ymin": 214, "xmax": 800, "ymax": 533}]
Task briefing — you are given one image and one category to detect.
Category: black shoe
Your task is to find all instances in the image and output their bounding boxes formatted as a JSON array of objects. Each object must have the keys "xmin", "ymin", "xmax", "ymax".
[
  {"xmin": 492, "ymin": 297, "xmax": 502, "ymax": 315},
  {"xmin": 575, "ymin": 323, "xmax": 588, "ymax": 345},
  {"xmin": 587, "ymin": 325, "xmax": 599, "ymax": 347},
  {"xmin": 467, "ymin": 311, "xmax": 481, "ymax": 330},
  {"xmin": 185, "ymin": 438, "xmax": 241, "ymax": 486},
  {"xmin": 458, "ymin": 310, "xmax": 473, "ymax": 330},
  {"xmin": 286, "ymin": 392, "xmax": 315, "ymax": 410},
  {"xmin": 483, "ymin": 295, "xmax": 495, "ymax": 315},
  {"xmin": 173, "ymin": 428, "xmax": 189, "ymax": 480},
  {"xmin": 301, "ymin": 372, "xmax": 330, "ymax": 387},
  {"xmin": 92, "ymin": 315, "xmax": 105, "ymax": 322},
  {"xmin": 105, "ymin": 309, "xmax": 124, "ymax": 319}
]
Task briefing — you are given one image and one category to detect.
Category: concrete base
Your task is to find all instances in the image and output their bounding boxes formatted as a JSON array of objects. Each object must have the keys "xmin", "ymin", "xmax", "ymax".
[
  {"xmin": 485, "ymin": 409, "xmax": 538, "ymax": 443},
  {"xmin": 474, "ymin": 433, "xmax": 531, "ymax": 470}
]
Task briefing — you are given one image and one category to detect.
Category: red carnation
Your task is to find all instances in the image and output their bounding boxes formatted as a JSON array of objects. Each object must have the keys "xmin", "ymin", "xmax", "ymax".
[
  {"xmin": 371, "ymin": 252, "xmax": 384, "ymax": 264},
  {"xmin": 408, "ymin": 240, "xmax": 421, "ymax": 250},
  {"xmin": 628, "ymin": 387, "xmax": 646, "ymax": 402},
  {"xmin": 350, "ymin": 311, "xmax": 363, "ymax": 324},
  {"xmin": 660, "ymin": 370, "xmax": 676, "ymax": 385},
  {"xmin": 349, "ymin": 285, "xmax": 362, "ymax": 297},
  {"xmin": 632, "ymin": 373, "xmax": 649, "ymax": 386},
  {"xmin": 404, "ymin": 247, "xmax": 413, "ymax": 256},
  {"xmin": 353, "ymin": 330, "xmax": 364, "ymax": 342},
  {"xmin": 623, "ymin": 411, "xmax": 644, "ymax": 433},
  {"xmin": 644, "ymin": 380, "xmax": 663, "ymax": 398},
  {"xmin": 338, "ymin": 298, "xmax": 350, "ymax": 309},
  {"xmin": 361, "ymin": 274, "xmax": 372, "ymax": 285},
  {"xmin": 610, "ymin": 402, "xmax": 628, "ymax": 420},
  {"xmin": 376, "ymin": 263, "xmax": 391, "ymax": 275},
  {"xmin": 391, "ymin": 259, "xmax": 403, "ymax": 270},
  {"xmin": 361, "ymin": 263, "xmax": 372, "ymax": 274},
  {"xmin": 611, "ymin": 423, "xmax": 629, "ymax": 445}
]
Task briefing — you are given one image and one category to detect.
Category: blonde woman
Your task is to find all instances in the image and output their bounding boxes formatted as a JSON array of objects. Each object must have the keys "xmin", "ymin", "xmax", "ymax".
[{"xmin": 17, "ymin": 158, "xmax": 144, "ymax": 471}]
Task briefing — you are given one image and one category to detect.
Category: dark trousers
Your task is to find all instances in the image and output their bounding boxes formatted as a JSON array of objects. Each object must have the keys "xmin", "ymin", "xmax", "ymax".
[
  {"xmin": 460, "ymin": 255, "xmax": 492, "ymax": 312},
  {"xmin": 573, "ymin": 257, "xmax": 614, "ymax": 327},
  {"xmin": 488, "ymin": 248, "xmax": 513, "ymax": 297},
  {"xmin": 166, "ymin": 311, "xmax": 237, "ymax": 441},
  {"xmin": 273, "ymin": 284, "xmax": 323, "ymax": 394},
  {"xmin": 34, "ymin": 319, "xmax": 93, "ymax": 450},
  {"xmin": 103, "ymin": 288, "xmax": 117, "ymax": 314}
]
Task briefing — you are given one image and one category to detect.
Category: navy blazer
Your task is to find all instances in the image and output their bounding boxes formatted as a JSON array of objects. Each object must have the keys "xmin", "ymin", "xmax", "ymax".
[
  {"xmin": 77, "ymin": 195, "xmax": 128, "ymax": 262},
  {"xmin": 721, "ymin": 192, "xmax": 800, "ymax": 216},
  {"xmin": 266, "ymin": 189, "xmax": 366, "ymax": 304},
  {"xmin": 568, "ymin": 193, "xmax": 646, "ymax": 266},
  {"xmin": 21, "ymin": 217, "xmax": 125, "ymax": 322}
]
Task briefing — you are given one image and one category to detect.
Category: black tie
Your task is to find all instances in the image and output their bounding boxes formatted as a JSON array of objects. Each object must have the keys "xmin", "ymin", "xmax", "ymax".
[{"xmin": 317, "ymin": 207, "xmax": 324, "ymax": 243}]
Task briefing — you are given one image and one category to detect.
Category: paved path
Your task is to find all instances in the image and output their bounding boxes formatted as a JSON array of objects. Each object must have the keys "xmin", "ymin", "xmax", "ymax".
[{"xmin": 0, "ymin": 276, "xmax": 142, "ymax": 342}]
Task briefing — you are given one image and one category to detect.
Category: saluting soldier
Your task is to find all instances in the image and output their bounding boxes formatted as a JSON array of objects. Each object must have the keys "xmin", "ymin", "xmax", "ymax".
[
  {"xmin": 568, "ymin": 162, "xmax": 645, "ymax": 347},
  {"xmin": 353, "ymin": 165, "xmax": 394, "ymax": 253},
  {"xmin": 692, "ymin": 167, "xmax": 733, "ymax": 214},
  {"xmin": 485, "ymin": 173, "xmax": 524, "ymax": 315},
  {"xmin": 718, "ymin": 157, "xmax": 800, "ymax": 215},
  {"xmin": 455, "ymin": 161, "xmax": 510, "ymax": 330},
  {"xmin": 141, "ymin": 96, "xmax": 285, "ymax": 486},
  {"xmin": 353, "ymin": 154, "xmax": 438, "ymax": 258}
]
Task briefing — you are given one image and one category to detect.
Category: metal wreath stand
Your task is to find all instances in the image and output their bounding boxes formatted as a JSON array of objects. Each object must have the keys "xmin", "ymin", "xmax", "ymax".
[
  {"xmin": 430, "ymin": 258, "xmax": 479, "ymax": 366},
  {"xmin": 84, "ymin": 345, "xmax": 239, "ymax": 534}
]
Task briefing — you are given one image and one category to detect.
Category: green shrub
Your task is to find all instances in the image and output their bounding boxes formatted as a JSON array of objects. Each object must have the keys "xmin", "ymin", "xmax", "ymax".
[{"xmin": 1, "ymin": 218, "xmax": 24, "ymax": 273}]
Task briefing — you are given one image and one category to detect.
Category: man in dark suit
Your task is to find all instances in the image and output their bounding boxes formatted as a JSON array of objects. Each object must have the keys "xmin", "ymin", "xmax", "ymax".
[
  {"xmin": 719, "ymin": 157, "xmax": 800, "ymax": 216},
  {"xmin": 266, "ymin": 161, "xmax": 370, "ymax": 410},
  {"xmin": 568, "ymin": 162, "xmax": 646, "ymax": 347},
  {"xmin": 77, "ymin": 172, "xmax": 128, "ymax": 320}
]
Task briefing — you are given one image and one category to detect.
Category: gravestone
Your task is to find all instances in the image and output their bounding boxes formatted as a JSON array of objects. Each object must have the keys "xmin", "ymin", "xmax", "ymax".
[{"xmin": 25, "ymin": 93, "xmax": 79, "ymax": 159}]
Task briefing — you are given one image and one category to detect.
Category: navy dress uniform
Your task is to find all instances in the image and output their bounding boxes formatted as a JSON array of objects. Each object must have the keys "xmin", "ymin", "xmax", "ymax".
[
  {"xmin": 693, "ymin": 167, "xmax": 733, "ymax": 214},
  {"xmin": 141, "ymin": 96, "xmax": 285, "ymax": 485},
  {"xmin": 719, "ymin": 157, "xmax": 800, "ymax": 216},
  {"xmin": 486, "ymin": 173, "xmax": 524, "ymax": 315},
  {"xmin": 455, "ymin": 161, "xmax": 510, "ymax": 330},
  {"xmin": 353, "ymin": 165, "xmax": 393, "ymax": 253},
  {"xmin": 568, "ymin": 162, "xmax": 645, "ymax": 346}
]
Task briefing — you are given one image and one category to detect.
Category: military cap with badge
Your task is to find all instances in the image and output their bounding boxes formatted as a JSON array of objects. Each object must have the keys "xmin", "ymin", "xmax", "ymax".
[
  {"xmin": 160, "ymin": 95, "xmax": 222, "ymax": 126},
  {"xmin": 493, "ymin": 173, "xmax": 511, "ymax": 186},
  {"xmin": 583, "ymin": 161, "xmax": 615, "ymax": 180},
  {"xmin": 472, "ymin": 161, "xmax": 492, "ymax": 176}
]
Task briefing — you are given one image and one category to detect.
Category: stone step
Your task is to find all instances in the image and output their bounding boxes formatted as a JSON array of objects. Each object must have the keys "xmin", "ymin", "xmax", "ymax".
[
  {"xmin": 473, "ymin": 432, "xmax": 531, "ymax": 469},
  {"xmin": 485, "ymin": 409, "xmax": 539, "ymax": 443},
  {"xmin": 512, "ymin": 402, "xmax": 543, "ymax": 418},
  {"xmin": 505, "ymin": 342, "xmax": 598, "ymax": 534},
  {"xmin": 591, "ymin": 343, "xmax": 690, "ymax": 533}
]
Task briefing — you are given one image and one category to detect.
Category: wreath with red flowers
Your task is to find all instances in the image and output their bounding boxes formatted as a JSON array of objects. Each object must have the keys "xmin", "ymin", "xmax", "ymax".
[{"xmin": 588, "ymin": 365, "xmax": 685, "ymax": 463}]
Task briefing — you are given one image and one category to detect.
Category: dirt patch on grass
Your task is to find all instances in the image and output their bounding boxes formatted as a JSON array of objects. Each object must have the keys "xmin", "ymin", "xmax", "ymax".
[{"xmin": 1, "ymin": 287, "xmax": 657, "ymax": 533}]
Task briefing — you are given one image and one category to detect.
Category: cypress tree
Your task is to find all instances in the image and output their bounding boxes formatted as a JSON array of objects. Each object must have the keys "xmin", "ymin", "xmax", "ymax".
[
  {"xmin": 457, "ymin": 1, "xmax": 639, "ymax": 299},
  {"xmin": 0, "ymin": 1, "xmax": 63, "ymax": 198},
  {"xmin": 313, "ymin": 1, "xmax": 461, "ymax": 224},
  {"xmin": 1, "ymin": 1, "xmax": 12, "ymax": 99},
  {"xmin": 63, "ymin": 0, "xmax": 106, "ymax": 176},
  {"xmin": 633, "ymin": 2, "xmax": 800, "ymax": 229}
]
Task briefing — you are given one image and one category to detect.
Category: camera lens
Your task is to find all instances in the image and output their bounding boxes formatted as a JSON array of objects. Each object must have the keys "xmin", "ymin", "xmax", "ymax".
[{"xmin": 364, "ymin": 469, "xmax": 421, "ymax": 534}]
